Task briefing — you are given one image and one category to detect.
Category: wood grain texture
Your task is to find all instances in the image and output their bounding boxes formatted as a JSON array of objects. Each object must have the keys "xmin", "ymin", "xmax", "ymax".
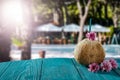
[
  {"xmin": 0, "ymin": 59, "xmax": 43, "ymax": 80},
  {"xmin": 41, "ymin": 58, "xmax": 81, "ymax": 80},
  {"xmin": 0, "ymin": 58, "xmax": 119, "ymax": 80}
]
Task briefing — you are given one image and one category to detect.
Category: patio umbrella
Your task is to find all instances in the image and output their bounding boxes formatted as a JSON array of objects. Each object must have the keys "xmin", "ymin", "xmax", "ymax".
[
  {"xmin": 84, "ymin": 24, "xmax": 110, "ymax": 32},
  {"xmin": 62, "ymin": 24, "xmax": 80, "ymax": 32},
  {"xmin": 36, "ymin": 23, "xmax": 62, "ymax": 32}
]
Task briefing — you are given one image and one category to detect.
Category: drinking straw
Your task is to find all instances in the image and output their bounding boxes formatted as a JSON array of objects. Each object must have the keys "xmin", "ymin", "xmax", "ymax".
[{"xmin": 89, "ymin": 18, "xmax": 92, "ymax": 32}]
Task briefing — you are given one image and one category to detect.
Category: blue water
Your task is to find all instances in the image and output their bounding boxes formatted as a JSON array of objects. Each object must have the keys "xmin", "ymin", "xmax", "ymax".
[
  {"xmin": 31, "ymin": 44, "xmax": 120, "ymax": 56},
  {"xmin": 11, "ymin": 44, "xmax": 120, "ymax": 59}
]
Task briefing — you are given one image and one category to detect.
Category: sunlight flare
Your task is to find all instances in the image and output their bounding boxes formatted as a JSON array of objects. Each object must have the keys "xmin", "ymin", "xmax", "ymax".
[{"xmin": 2, "ymin": 0, "xmax": 23, "ymax": 24}]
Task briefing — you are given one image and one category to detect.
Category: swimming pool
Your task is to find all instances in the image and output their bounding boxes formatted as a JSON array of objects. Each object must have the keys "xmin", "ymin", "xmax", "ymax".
[{"xmin": 31, "ymin": 44, "xmax": 120, "ymax": 59}]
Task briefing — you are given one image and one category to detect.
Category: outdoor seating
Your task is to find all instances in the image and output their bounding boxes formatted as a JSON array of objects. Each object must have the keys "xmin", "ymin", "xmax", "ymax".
[
  {"xmin": 68, "ymin": 39, "xmax": 72, "ymax": 44},
  {"xmin": 46, "ymin": 38, "xmax": 51, "ymax": 44},
  {"xmin": 62, "ymin": 38, "xmax": 67, "ymax": 44},
  {"xmin": 45, "ymin": 36, "xmax": 51, "ymax": 44},
  {"xmin": 41, "ymin": 38, "xmax": 46, "ymax": 44},
  {"xmin": 35, "ymin": 37, "xmax": 43, "ymax": 44},
  {"xmin": 53, "ymin": 38, "xmax": 62, "ymax": 44}
]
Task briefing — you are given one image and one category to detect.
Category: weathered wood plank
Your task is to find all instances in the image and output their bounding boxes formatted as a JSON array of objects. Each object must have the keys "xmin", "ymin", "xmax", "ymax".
[
  {"xmin": 0, "ymin": 59, "xmax": 43, "ymax": 80},
  {"xmin": 0, "ymin": 58, "xmax": 120, "ymax": 80},
  {"xmin": 41, "ymin": 58, "xmax": 81, "ymax": 80},
  {"xmin": 72, "ymin": 59, "xmax": 120, "ymax": 80}
]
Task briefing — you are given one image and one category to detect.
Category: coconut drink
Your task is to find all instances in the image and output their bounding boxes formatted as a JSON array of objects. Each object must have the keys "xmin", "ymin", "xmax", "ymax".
[{"xmin": 74, "ymin": 32, "xmax": 105, "ymax": 65}]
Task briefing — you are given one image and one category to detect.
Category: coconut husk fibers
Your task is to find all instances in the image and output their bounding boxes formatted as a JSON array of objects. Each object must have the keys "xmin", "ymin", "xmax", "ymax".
[{"xmin": 74, "ymin": 39, "xmax": 105, "ymax": 65}]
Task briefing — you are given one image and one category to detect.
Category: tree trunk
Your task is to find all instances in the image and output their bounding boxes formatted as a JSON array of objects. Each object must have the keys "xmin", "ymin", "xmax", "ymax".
[
  {"xmin": 113, "ymin": 14, "xmax": 118, "ymax": 28},
  {"xmin": 76, "ymin": 0, "xmax": 91, "ymax": 42},
  {"xmin": 0, "ymin": 1, "xmax": 11, "ymax": 62},
  {"xmin": 21, "ymin": 0, "xmax": 34, "ymax": 60},
  {"xmin": 78, "ymin": 17, "xmax": 85, "ymax": 42},
  {"xmin": 64, "ymin": 3, "xmax": 69, "ymax": 24},
  {"xmin": 0, "ymin": 23, "xmax": 11, "ymax": 62},
  {"xmin": 53, "ymin": 8, "xmax": 59, "ymax": 25},
  {"xmin": 112, "ymin": 8, "xmax": 118, "ymax": 28},
  {"xmin": 0, "ymin": 33, "xmax": 11, "ymax": 62},
  {"xmin": 105, "ymin": 3, "xmax": 108, "ymax": 19}
]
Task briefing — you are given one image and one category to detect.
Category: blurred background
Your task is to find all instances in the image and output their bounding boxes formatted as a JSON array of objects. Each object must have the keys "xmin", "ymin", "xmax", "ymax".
[{"xmin": 0, "ymin": 0, "xmax": 120, "ymax": 62}]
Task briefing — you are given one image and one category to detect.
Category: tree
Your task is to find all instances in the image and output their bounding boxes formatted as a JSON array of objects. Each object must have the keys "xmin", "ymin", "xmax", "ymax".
[
  {"xmin": 76, "ymin": 0, "xmax": 91, "ymax": 42},
  {"xmin": 32, "ymin": 0, "xmax": 77, "ymax": 26},
  {"xmin": 0, "ymin": 0, "xmax": 15, "ymax": 61},
  {"xmin": 21, "ymin": 0, "xmax": 35, "ymax": 59},
  {"xmin": 0, "ymin": 0, "xmax": 35, "ymax": 61},
  {"xmin": 111, "ymin": 2, "xmax": 120, "ymax": 28},
  {"xmin": 101, "ymin": 0, "xmax": 120, "ymax": 28},
  {"xmin": 0, "ymin": 24, "xmax": 11, "ymax": 62},
  {"xmin": 32, "ymin": 0, "xmax": 54, "ymax": 25}
]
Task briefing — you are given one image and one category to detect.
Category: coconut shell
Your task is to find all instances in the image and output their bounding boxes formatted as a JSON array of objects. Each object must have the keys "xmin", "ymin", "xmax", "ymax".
[{"xmin": 74, "ymin": 39, "xmax": 105, "ymax": 65}]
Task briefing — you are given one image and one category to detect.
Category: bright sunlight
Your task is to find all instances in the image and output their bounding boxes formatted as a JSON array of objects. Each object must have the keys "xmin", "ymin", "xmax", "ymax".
[{"xmin": 2, "ymin": 0, "xmax": 23, "ymax": 24}]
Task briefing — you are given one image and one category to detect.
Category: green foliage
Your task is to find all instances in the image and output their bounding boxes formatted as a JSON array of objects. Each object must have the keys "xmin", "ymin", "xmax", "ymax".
[
  {"xmin": 32, "ymin": 1, "xmax": 52, "ymax": 14},
  {"xmin": 12, "ymin": 37, "xmax": 23, "ymax": 47},
  {"xmin": 107, "ymin": 5, "xmax": 112, "ymax": 18},
  {"xmin": 109, "ymin": 26, "xmax": 114, "ymax": 36},
  {"xmin": 67, "ymin": 4, "xmax": 78, "ymax": 16},
  {"xmin": 101, "ymin": 5, "xmax": 105, "ymax": 19},
  {"xmin": 31, "ymin": 0, "xmax": 115, "ymax": 26},
  {"xmin": 32, "ymin": 0, "xmax": 53, "ymax": 21}
]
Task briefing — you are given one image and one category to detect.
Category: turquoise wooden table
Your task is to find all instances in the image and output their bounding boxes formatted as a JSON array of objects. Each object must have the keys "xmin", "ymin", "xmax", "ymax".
[{"xmin": 0, "ymin": 58, "xmax": 120, "ymax": 80}]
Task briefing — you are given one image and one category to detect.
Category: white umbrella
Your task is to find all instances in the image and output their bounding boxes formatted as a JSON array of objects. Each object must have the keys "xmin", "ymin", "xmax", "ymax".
[
  {"xmin": 84, "ymin": 24, "xmax": 110, "ymax": 32},
  {"xmin": 62, "ymin": 24, "xmax": 80, "ymax": 32},
  {"xmin": 36, "ymin": 23, "xmax": 62, "ymax": 32}
]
